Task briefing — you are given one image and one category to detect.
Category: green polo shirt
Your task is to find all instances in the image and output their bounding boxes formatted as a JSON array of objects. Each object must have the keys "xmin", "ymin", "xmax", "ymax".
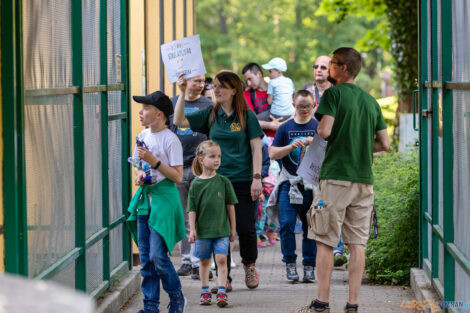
[
  {"xmin": 186, "ymin": 106, "xmax": 264, "ymax": 182},
  {"xmin": 315, "ymin": 83, "xmax": 387, "ymax": 184}
]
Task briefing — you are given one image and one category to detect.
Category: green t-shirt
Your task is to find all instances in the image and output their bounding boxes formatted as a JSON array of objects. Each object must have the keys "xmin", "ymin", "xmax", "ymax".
[
  {"xmin": 186, "ymin": 106, "xmax": 264, "ymax": 182},
  {"xmin": 187, "ymin": 174, "xmax": 238, "ymax": 239},
  {"xmin": 315, "ymin": 83, "xmax": 387, "ymax": 184}
]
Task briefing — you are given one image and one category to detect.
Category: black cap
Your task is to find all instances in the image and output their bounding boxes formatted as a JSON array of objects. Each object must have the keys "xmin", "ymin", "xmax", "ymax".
[{"xmin": 133, "ymin": 91, "xmax": 174, "ymax": 119}]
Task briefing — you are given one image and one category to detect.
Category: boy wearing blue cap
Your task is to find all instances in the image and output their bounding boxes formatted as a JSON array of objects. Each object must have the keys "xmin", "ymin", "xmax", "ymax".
[
  {"xmin": 259, "ymin": 57, "xmax": 296, "ymax": 122},
  {"xmin": 127, "ymin": 90, "xmax": 187, "ymax": 313}
]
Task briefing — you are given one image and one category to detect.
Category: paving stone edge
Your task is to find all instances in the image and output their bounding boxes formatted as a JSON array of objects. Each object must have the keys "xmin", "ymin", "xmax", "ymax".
[
  {"xmin": 410, "ymin": 267, "xmax": 441, "ymax": 313},
  {"xmin": 96, "ymin": 267, "xmax": 141, "ymax": 313}
]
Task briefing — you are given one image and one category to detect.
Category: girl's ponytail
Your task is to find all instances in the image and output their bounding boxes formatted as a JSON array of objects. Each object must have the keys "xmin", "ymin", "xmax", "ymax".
[{"xmin": 192, "ymin": 155, "xmax": 203, "ymax": 176}]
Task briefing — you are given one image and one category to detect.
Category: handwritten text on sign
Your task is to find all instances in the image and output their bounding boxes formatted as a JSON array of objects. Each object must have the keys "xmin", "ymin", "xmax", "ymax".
[{"xmin": 161, "ymin": 35, "xmax": 206, "ymax": 83}]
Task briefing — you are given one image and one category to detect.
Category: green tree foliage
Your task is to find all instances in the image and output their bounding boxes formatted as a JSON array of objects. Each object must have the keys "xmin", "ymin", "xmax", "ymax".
[
  {"xmin": 317, "ymin": 0, "xmax": 418, "ymax": 111},
  {"xmin": 196, "ymin": 0, "xmax": 389, "ymax": 96},
  {"xmin": 367, "ymin": 149, "xmax": 419, "ymax": 285}
]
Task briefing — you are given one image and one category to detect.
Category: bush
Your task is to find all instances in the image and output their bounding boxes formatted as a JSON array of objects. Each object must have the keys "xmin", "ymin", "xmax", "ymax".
[{"xmin": 366, "ymin": 149, "xmax": 419, "ymax": 285}]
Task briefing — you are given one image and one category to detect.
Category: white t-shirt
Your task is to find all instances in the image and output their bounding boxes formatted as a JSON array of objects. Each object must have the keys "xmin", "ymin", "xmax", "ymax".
[
  {"xmin": 267, "ymin": 75, "xmax": 295, "ymax": 116},
  {"xmin": 133, "ymin": 128, "xmax": 183, "ymax": 184}
]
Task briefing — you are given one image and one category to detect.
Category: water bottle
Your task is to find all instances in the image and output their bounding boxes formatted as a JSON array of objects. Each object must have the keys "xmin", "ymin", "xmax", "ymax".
[{"xmin": 317, "ymin": 200, "xmax": 324, "ymax": 210}]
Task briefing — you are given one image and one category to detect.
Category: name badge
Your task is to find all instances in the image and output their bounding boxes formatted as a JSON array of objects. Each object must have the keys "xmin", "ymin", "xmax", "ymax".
[{"xmin": 230, "ymin": 122, "xmax": 241, "ymax": 132}]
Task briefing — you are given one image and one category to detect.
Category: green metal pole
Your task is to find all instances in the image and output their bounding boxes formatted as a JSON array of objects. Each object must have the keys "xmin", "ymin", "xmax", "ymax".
[
  {"xmin": 71, "ymin": 0, "xmax": 86, "ymax": 292},
  {"xmin": 430, "ymin": 0, "xmax": 439, "ymax": 280},
  {"xmin": 418, "ymin": 0, "xmax": 429, "ymax": 268},
  {"xmin": 121, "ymin": 0, "xmax": 132, "ymax": 268},
  {"xmin": 100, "ymin": 0, "xmax": 110, "ymax": 283},
  {"xmin": 441, "ymin": 0, "xmax": 454, "ymax": 303},
  {"xmin": 1, "ymin": 0, "xmax": 28, "ymax": 276}
]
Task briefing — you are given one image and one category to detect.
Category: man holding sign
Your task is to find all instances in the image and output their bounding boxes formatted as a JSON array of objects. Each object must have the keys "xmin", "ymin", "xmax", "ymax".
[{"xmin": 295, "ymin": 47, "xmax": 390, "ymax": 313}]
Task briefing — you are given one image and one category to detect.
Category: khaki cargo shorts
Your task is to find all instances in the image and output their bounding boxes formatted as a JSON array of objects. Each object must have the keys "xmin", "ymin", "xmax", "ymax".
[{"xmin": 308, "ymin": 179, "xmax": 374, "ymax": 247}]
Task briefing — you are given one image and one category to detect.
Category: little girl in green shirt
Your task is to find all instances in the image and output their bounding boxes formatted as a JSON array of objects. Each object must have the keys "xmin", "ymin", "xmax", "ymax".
[{"xmin": 187, "ymin": 140, "xmax": 238, "ymax": 307}]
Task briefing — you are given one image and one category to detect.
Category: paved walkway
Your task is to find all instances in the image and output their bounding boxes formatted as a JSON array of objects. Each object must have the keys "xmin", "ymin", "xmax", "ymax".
[{"xmin": 120, "ymin": 236, "xmax": 416, "ymax": 313}]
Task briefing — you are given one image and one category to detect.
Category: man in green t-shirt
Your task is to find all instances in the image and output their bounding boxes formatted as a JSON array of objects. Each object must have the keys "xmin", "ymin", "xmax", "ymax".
[{"xmin": 296, "ymin": 48, "xmax": 390, "ymax": 313}]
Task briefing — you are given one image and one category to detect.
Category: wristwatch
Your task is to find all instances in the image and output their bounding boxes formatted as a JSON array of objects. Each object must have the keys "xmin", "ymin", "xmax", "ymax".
[{"xmin": 253, "ymin": 173, "xmax": 262, "ymax": 180}]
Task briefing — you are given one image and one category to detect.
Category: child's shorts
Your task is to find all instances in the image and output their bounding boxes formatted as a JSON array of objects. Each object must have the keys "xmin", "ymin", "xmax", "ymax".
[{"xmin": 195, "ymin": 237, "xmax": 229, "ymax": 260}]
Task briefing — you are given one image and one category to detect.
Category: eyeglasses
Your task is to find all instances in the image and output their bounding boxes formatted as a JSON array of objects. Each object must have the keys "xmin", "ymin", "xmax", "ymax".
[
  {"xmin": 296, "ymin": 105, "xmax": 313, "ymax": 110},
  {"xmin": 313, "ymin": 64, "xmax": 328, "ymax": 70},
  {"xmin": 329, "ymin": 60, "xmax": 344, "ymax": 66}
]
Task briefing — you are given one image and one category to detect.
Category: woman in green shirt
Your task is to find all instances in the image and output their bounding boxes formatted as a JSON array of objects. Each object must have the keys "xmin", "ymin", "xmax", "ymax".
[{"xmin": 174, "ymin": 71, "xmax": 264, "ymax": 290}]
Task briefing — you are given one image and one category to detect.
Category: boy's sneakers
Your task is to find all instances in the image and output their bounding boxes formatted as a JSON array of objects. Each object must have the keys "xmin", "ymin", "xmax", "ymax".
[
  {"xmin": 216, "ymin": 292, "xmax": 229, "ymax": 307},
  {"xmin": 303, "ymin": 265, "xmax": 315, "ymax": 283},
  {"xmin": 286, "ymin": 263, "xmax": 299, "ymax": 282},
  {"xmin": 244, "ymin": 263, "xmax": 259, "ymax": 288},
  {"xmin": 199, "ymin": 291, "xmax": 212, "ymax": 305},
  {"xmin": 176, "ymin": 263, "xmax": 192, "ymax": 276},
  {"xmin": 334, "ymin": 252, "xmax": 348, "ymax": 267},
  {"xmin": 167, "ymin": 293, "xmax": 186, "ymax": 313}
]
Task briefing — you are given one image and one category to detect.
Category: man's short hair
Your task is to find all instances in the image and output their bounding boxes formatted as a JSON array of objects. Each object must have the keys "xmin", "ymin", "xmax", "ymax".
[
  {"xmin": 294, "ymin": 89, "xmax": 314, "ymax": 101},
  {"xmin": 242, "ymin": 63, "xmax": 263, "ymax": 76},
  {"xmin": 333, "ymin": 47, "xmax": 362, "ymax": 78}
]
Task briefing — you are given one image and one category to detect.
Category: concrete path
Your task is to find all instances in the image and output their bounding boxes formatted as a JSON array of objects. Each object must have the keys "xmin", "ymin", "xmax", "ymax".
[{"xmin": 119, "ymin": 236, "xmax": 416, "ymax": 313}]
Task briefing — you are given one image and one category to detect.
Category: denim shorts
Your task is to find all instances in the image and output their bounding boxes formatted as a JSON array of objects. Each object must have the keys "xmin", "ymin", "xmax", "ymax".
[{"xmin": 195, "ymin": 237, "xmax": 230, "ymax": 260}]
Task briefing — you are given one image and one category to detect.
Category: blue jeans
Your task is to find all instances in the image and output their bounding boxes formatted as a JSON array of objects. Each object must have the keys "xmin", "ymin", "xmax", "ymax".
[
  {"xmin": 137, "ymin": 215, "xmax": 182, "ymax": 313},
  {"xmin": 278, "ymin": 181, "xmax": 317, "ymax": 267}
]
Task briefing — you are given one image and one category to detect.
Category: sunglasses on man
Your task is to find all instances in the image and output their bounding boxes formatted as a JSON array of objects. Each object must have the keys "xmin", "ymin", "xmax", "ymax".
[{"xmin": 313, "ymin": 64, "xmax": 328, "ymax": 70}]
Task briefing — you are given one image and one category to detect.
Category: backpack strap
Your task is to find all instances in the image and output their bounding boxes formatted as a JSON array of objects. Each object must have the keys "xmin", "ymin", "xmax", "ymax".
[{"xmin": 250, "ymin": 89, "xmax": 257, "ymax": 112}]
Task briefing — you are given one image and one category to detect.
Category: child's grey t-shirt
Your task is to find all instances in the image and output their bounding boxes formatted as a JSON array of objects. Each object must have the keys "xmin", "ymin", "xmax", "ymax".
[
  {"xmin": 133, "ymin": 128, "xmax": 183, "ymax": 184},
  {"xmin": 267, "ymin": 76, "xmax": 296, "ymax": 116}
]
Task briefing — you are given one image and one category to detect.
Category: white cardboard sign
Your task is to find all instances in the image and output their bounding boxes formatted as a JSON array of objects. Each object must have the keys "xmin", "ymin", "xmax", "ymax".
[
  {"xmin": 296, "ymin": 135, "xmax": 327, "ymax": 186},
  {"xmin": 160, "ymin": 35, "xmax": 206, "ymax": 83}
]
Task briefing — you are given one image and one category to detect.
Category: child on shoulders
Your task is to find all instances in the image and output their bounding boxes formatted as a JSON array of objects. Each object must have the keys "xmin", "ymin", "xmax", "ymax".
[
  {"xmin": 187, "ymin": 140, "xmax": 237, "ymax": 308},
  {"xmin": 258, "ymin": 57, "xmax": 295, "ymax": 122}
]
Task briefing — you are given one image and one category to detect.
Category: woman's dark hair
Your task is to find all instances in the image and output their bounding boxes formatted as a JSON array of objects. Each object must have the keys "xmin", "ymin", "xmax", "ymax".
[{"xmin": 211, "ymin": 71, "xmax": 249, "ymax": 130}]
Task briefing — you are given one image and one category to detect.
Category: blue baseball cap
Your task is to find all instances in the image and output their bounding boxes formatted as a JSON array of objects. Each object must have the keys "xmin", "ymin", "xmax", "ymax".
[{"xmin": 262, "ymin": 57, "xmax": 287, "ymax": 72}]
